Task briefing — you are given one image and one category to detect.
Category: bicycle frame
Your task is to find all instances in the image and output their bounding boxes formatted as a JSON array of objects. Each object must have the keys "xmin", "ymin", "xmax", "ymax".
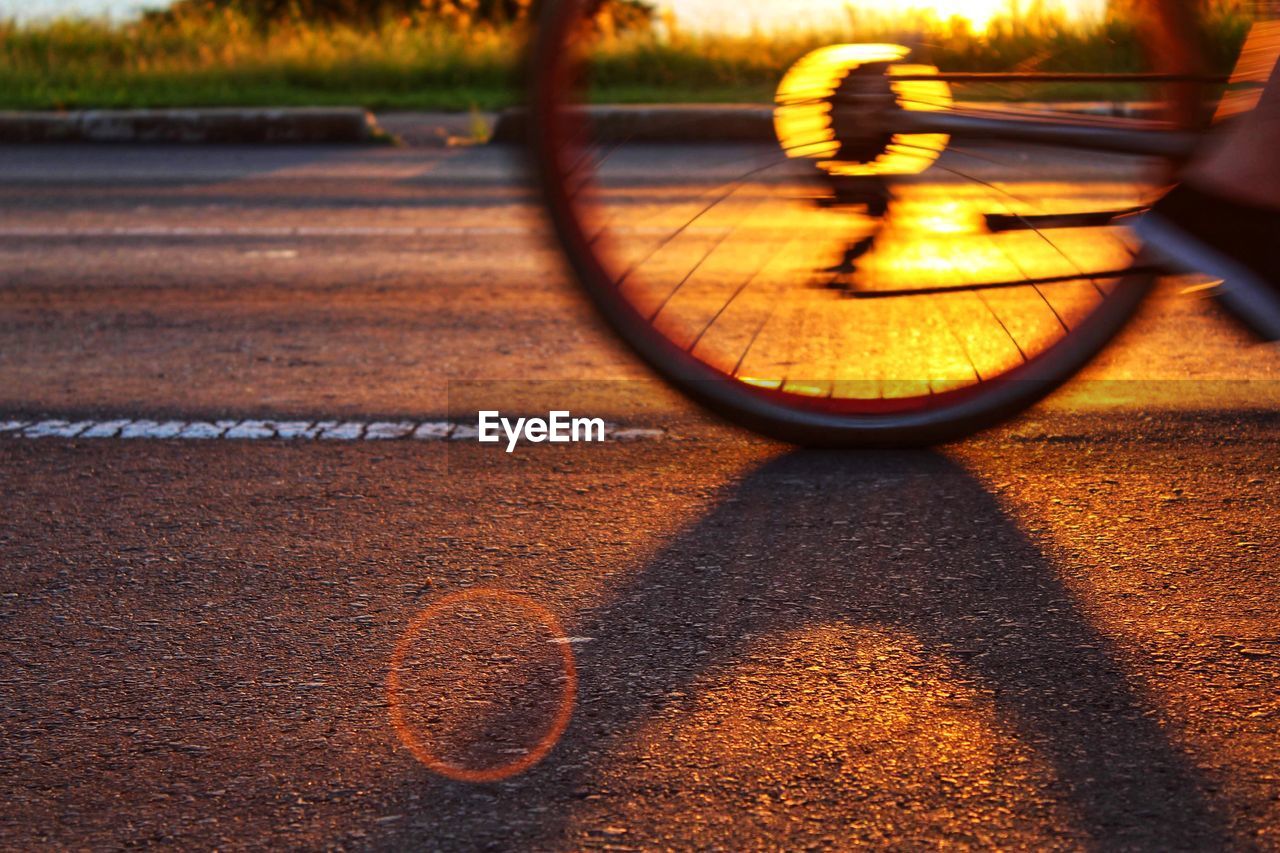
[{"xmin": 887, "ymin": 107, "xmax": 1201, "ymax": 158}]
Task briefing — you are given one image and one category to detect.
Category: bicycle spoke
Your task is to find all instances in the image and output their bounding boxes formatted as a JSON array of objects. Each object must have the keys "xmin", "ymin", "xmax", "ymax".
[{"xmin": 538, "ymin": 8, "xmax": 1190, "ymax": 423}]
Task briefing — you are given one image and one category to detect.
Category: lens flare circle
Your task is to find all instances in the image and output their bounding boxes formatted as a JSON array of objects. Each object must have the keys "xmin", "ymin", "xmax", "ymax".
[{"xmin": 387, "ymin": 588, "xmax": 578, "ymax": 783}]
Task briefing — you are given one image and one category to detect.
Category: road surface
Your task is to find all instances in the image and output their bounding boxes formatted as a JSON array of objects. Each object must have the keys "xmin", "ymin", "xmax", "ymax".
[{"xmin": 1, "ymin": 143, "xmax": 1278, "ymax": 850}]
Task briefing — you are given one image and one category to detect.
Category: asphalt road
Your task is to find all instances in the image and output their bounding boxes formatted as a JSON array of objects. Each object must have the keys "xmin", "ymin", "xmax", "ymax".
[{"xmin": 1, "ymin": 143, "xmax": 1279, "ymax": 850}]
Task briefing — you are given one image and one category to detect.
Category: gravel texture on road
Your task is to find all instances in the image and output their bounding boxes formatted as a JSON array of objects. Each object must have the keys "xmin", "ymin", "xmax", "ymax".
[
  {"xmin": 1, "ymin": 416, "xmax": 1278, "ymax": 849},
  {"xmin": 1, "ymin": 142, "xmax": 1279, "ymax": 849}
]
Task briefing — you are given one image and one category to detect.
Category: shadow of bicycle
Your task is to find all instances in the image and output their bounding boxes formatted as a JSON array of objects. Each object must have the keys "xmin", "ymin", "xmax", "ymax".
[{"xmin": 395, "ymin": 449, "xmax": 1233, "ymax": 849}]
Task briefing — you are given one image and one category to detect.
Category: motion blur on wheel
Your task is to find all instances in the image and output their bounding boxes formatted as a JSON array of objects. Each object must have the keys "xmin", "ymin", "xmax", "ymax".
[{"xmin": 530, "ymin": 0, "xmax": 1223, "ymax": 445}]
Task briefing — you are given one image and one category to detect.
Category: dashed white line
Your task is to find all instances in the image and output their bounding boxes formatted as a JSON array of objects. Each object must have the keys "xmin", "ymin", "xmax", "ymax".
[
  {"xmin": 1, "ymin": 418, "xmax": 666, "ymax": 443},
  {"xmin": 364, "ymin": 421, "xmax": 416, "ymax": 440},
  {"xmin": 177, "ymin": 421, "xmax": 238, "ymax": 439},
  {"xmin": 273, "ymin": 421, "xmax": 325, "ymax": 440},
  {"xmin": 224, "ymin": 420, "xmax": 276, "ymax": 440},
  {"xmin": 21, "ymin": 419, "xmax": 94, "ymax": 438},
  {"xmin": 80, "ymin": 419, "xmax": 133, "ymax": 438},
  {"xmin": 412, "ymin": 422, "xmax": 451, "ymax": 440},
  {"xmin": 120, "ymin": 420, "xmax": 185, "ymax": 439},
  {"xmin": 321, "ymin": 422, "xmax": 365, "ymax": 441},
  {"xmin": 450, "ymin": 425, "xmax": 479, "ymax": 441}
]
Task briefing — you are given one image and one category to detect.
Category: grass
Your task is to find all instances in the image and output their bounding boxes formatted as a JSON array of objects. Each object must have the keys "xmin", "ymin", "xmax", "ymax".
[
  {"xmin": 0, "ymin": 4, "xmax": 1255, "ymax": 112},
  {"xmin": 0, "ymin": 13, "xmax": 520, "ymax": 110}
]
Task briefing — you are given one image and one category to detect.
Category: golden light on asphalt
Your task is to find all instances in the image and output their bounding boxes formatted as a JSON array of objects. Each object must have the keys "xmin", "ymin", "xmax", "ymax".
[{"xmin": 558, "ymin": 625, "xmax": 1071, "ymax": 845}]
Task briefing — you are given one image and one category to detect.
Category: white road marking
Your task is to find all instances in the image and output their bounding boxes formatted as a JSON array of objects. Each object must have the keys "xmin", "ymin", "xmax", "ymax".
[
  {"xmin": 364, "ymin": 421, "xmax": 416, "ymax": 440},
  {"xmin": 412, "ymin": 422, "xmax": 452, "ymax": 440},
  {"xmin": 243, "ymin": 249, "xmax": 299, "ymax": 259},
  {"xmin": 3, "ymin": 418, "xmax": 667, "ymax": 443},
  {"xmin": 80, "ymin": 419, "xmax": 133, "ymax": 438},
  {"xmin": 274, "ymin": 421, "xmax": 325, "ymax": 440},
  {"xmin": 178, "ymin": 421, "xmax": 238, "ymax": 439},
  {"xmin": 21, "ymin": 419, "xmax": 93, "ymax": 438},
  {"xmin": 120, "ymin": 420, "xmax": 186, "ymax": 439},
  {"xmin": 224, "ymin": 420, "xmax": 277, "ymax": 440},
  {"xmin": 320, "ymin": 422, "xmax": 365, "ymax": 441}
]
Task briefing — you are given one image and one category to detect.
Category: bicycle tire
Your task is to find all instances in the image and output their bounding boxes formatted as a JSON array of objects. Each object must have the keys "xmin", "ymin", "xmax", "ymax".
[{"xmin": 528, "ymin": 0, "xmax": 1209, "ymax": 447}]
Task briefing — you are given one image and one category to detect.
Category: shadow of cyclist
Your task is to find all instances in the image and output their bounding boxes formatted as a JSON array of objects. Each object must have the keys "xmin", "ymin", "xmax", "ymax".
[{"xmin": 396, "ymin": 449, "xmax": 1235, "ymax": 849}]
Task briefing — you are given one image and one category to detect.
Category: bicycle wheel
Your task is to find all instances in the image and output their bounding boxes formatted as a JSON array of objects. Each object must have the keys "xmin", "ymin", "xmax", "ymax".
[{"xmin": 529, "ymin": 1, "xmax": 1213, "ymax": 446}]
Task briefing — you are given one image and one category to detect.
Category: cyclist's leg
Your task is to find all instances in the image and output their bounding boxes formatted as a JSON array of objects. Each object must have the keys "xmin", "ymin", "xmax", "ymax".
[
  {"xmin": 1135, "ymin": 26, "xmax": 1280, "ymax": 341},
  {"xmin": 1185, "ymin": 59, "xmax": 1280, "ymax": 207}
]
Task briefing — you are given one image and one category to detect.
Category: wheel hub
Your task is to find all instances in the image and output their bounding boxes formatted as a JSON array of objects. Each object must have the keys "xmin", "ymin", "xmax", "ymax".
[{"xmin": 774, "ymin": 44, "xmax": 953, "ymax": 177}]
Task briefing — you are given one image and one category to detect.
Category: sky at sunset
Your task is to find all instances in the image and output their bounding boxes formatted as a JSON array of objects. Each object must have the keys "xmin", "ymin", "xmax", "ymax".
[
  {"xmin": 664, "ymin": 0, "xmax": 1105, "ymax": 32},
  {"xmin": 1, "ymin": 0, "xmax": 1106, "ymax": 29}
]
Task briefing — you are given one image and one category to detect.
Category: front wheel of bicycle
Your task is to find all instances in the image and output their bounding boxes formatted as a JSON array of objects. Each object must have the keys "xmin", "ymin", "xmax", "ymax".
[{"xmin": 530, "ymin": 0, "xmax": 1212, "ymax": 446}]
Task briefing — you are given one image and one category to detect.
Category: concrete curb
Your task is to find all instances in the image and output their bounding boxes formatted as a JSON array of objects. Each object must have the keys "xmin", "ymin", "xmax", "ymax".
[
  {"xmin": 377, "ymin": 111, "xmax": 498, "ymax": 148},
  {"xmin": 0, "ymin": 103, "xmax": 1164, "ymax": 145},
  {"xmin": 490, "ymin": 101, "xmax": 1164, "ymax": 144},
  {"xmin": 491, "ymin": 104, "xmax": 776, "ymax": 144},
  {"xmin": 0, "ymin": 108, "xmax": 386, "ymax": 144}
]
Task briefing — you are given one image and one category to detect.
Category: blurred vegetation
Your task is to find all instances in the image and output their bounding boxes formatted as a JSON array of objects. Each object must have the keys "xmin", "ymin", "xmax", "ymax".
[
  {"xmin": 148, "ymin": 0, "xmax": 653, "ymax": 28},
  {"xmin": 0, "ymin": 1, "xmax": 1255, "ymax": 111}
]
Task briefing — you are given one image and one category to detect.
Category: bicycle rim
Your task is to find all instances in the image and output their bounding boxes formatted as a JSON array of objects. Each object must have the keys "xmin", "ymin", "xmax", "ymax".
[{"xmin": 529, "ymin": 1, "xmax": 1210, "ymax": 446}]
